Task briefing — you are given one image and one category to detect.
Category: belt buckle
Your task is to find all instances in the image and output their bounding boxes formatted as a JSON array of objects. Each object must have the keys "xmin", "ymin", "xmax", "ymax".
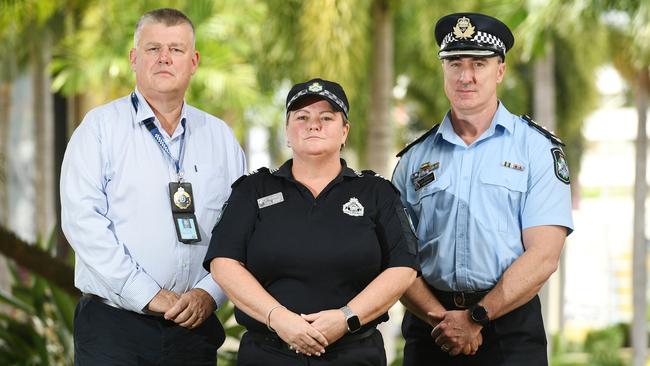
[{"xmin": 453, "ymin": 292, "xmax": 466, "ymax": 308}]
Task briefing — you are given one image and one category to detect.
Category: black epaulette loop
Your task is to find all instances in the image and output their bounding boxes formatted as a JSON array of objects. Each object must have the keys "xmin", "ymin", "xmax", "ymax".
[
  {"xmin": 396, "ymin": 124, "xmax": 441, "ymax": 158},
  {"xmin": 231, "ymin": 167, "xmax": 270, "ymax": 188},
  {"xmin": 521, "ymin": 115, "xmax": 565, "ymax": 147},
  {"xmin": 361, "ymin": 169, "xmax": 389, "ymax": 180}
]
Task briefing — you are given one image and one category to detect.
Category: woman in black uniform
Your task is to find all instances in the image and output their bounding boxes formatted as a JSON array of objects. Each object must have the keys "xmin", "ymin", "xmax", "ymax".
[{"xmin": 204, "ymin": 78, "xmax": 418, "ymax": 366}]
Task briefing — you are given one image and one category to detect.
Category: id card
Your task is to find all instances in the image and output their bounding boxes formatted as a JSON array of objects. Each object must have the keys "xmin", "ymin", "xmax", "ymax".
[{"xmin": 173, "ymin": 213, "xmax": 202, "ymax": 244}]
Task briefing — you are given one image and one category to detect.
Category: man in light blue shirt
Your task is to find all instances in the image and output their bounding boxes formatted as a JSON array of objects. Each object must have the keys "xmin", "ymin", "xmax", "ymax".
[
  {"xmin": 60, "ymin": 8, "xmax": 246, "ymax": 365},
  {"xmin": 393, "ymin": 13, "xmax": 573, "ymax": 366}
]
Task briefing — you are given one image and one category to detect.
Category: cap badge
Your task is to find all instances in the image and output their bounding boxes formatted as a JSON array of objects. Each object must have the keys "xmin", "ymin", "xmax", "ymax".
[
  {"xmin": 308, "ymin": 82, "xmax": 323, "ymax": 92},
  {"xmin": 453, "ymin": 16, "xmax": 475, "ymax": 40},
  {"xmin": 342, "ymin": 197, "xmax": 364, "ymax": 217}
]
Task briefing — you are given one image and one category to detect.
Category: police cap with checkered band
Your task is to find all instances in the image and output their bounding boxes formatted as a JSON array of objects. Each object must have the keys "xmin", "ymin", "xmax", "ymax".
[
  {"xmin": 435, "ymin": 13, "xmax": 514, "ymax": 60},
  {"xmin": 286, "ymin": 78, "xmax": 350, "ymax": 120}
]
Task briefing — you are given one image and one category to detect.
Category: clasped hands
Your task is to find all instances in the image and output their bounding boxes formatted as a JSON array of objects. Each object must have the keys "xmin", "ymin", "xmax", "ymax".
[
  {"xmin": 147, "ymin": 288, "xmax": 216, "ymax": 329},
  {"xmin": 428, "ymin": 309, "xmax": 483, "ymax": 356},
  {"xmin": 270, "ymin": 307, "xmax": 349, "ymax": 357}
]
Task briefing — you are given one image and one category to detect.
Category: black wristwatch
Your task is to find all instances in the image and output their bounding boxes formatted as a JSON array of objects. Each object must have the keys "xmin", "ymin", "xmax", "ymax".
[
  {"xmin": 340, "ymin": 305, "xmax": 361, "ymax": 333},
  {"xmin": 469, "ymin": 304, "xmax": 490, "ymax": 328}
]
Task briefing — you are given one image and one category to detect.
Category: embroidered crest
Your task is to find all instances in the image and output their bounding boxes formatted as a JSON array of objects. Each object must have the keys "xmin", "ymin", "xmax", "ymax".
[
  {"xmin": 343, "ymin": 197, "xmax": 364, "ymax": 217},
  {"xmin": 453, "ymin": 16, "xmax": 475, "ymax": 40},
  {"xmin": 551, "ymin": 147, "xmax": 570, "ymax": 184},
  {"xmin": 257, "ymin": 192, "xmax": 284, "ymax": 209},
  {"xmin": 308, "ymin": 82, "xmax": 323, "ymax": 92}
]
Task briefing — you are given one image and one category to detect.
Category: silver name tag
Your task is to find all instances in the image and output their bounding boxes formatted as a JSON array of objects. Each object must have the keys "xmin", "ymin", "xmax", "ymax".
[{"xmin": 257, "ymin": 192, "xmax": 284, "ymax": 209}]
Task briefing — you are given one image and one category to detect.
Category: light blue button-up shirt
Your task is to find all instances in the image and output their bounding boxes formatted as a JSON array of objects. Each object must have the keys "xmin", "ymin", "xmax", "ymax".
[
  {"xmin": 61, "ymin": 90, "xmax": 246, "ymax": 313},
  {"xmin": 393, "ymin": 103, "xmax": 573, "ymax": 292}
]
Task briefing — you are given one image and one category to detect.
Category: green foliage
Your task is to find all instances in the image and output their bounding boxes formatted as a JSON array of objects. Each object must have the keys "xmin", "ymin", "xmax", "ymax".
[
  {"xmin": 584, "ymin": 326, "xmax": 626, "ymax": 366},
  {"xmin": 216, "ymin": 301, "xmax": 245, "ymax": 366},
  {"xmin": 0, "ymin": 262, "xmax": 75, "ymax": 365}
]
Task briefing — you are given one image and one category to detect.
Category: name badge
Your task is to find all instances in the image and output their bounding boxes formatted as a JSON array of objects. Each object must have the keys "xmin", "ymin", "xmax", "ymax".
[
  {"xmin": 257, "ymin": 192, "xmax": 284, "ymax": 209},
  {"xmin": 169, "ymin": 182, "xmax": 201, "ymax": 244}
]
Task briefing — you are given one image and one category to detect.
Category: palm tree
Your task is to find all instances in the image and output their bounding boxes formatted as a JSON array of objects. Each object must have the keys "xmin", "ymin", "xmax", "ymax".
[{"xmin": 601, "ymin": 2, "xmax": 650, "ymax": 364}]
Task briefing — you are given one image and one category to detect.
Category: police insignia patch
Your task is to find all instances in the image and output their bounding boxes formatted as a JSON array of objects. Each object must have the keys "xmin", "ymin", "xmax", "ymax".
[
  {"xmin": 343, "ymin": 197, "xmax": 364, "ymax": 217},
  {"xmin": 308, "ymin": 82, "xmax": 323, "ymax": 92},
  {"xmin": 551, "ymin": 147, "xmax": 570, "ymax": 184}
]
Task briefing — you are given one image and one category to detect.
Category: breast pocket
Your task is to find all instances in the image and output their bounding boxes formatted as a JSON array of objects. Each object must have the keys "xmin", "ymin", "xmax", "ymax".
[
  {"xmin": 479, "ymin": 169, "xmax": 527, "ymax": 233},
  {"xmin": 407, "ymin": 174, "xmax": 452, "ymax": 237}
]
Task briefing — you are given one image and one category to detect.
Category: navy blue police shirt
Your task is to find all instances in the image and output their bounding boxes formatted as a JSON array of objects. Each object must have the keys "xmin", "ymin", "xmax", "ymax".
[{"xmin": 204, "ymin": 159, "xmax": 418, "ymax": 333}]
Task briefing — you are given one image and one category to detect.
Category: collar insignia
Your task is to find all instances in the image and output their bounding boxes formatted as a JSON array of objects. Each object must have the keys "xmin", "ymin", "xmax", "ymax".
[
  {"xmin": 308, "ymin": 82, "xmax": 323, "ymax": 92},
  {"xmin": 343, "ymin": 197, "xmax": 364, "ymax": 217},
  {"xmin": 453, "ymin": 16, "xmax": 475, "ymax": 40}
]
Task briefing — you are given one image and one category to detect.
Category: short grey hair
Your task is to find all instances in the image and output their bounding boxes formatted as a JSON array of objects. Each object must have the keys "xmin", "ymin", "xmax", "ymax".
[{"xmin": 133, "ymin": 8, "xmax": 195, "ymax": 48}]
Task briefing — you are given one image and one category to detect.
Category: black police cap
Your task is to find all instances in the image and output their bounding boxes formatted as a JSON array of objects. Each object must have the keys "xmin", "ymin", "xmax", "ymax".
[
  {"xmin": 435, "ymin": 13, "xmax": 514, "ymax": 59},
  {"xmin": 286, "ymin": 78, "xmax": 350, "ymax": 119}
]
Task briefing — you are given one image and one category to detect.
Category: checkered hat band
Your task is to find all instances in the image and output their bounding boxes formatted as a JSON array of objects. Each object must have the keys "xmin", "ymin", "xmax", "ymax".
[
  {"xmin": 287, "ymin": 89, "xmax": 348, "ymax": 116},
  {"xmin": 441, "ymin": 31, "xmax": 506, "ymax": 53}
]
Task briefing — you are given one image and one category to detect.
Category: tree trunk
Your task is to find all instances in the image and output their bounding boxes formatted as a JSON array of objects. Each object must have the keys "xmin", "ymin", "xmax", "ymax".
[
  {"xmin": 0, "ymin": 82, "xmax": 10, "ymax": 225},
  {"xmin": 533, "ymin": 45, "xmax": 560, "ymax": 354},
  {"xmin": 366, "ymin": 0, "xmax": 394, "ymax": 177},
  {"xmin": 32, "ymin": 31, "xmax": 55, "ymax": 241},
  {"xmin": 0, "ymin": 226, "xmax": 77, "ymax": 296},
  {"xmin": 53, "ymin": 92, "xmax": 70, "ymax": 260},
  {"xmin": 632, "ymin": 67, "xmax": 649, "ymax": 366}
]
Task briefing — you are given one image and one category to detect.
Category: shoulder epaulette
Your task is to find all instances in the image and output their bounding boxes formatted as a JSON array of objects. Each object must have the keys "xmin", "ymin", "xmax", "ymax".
[
  {"xmin": 231, "ymin": 167, "xmax": 270, "ymax": 188},
  {"xmin": 361, "ymin": 169, "xmax": 388, "ymax": 180},
  {"xmin": 396, "ymin": 124, "xmax": 441, "ymax": 158},
  {"xmin": 521, "ymin": 115, "xmax": 565, "ymax": 147}
]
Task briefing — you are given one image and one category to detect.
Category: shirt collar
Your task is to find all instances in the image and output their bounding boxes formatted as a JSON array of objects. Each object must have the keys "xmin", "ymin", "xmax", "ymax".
[
  {"xmin": 131, "ymin": 88, "xmax": 189, "ymax": 133},
  {"xmin": 437, "ymin": 101, "xmax": 514, "ymax": 145},
  {"xmin": 273, "ymin": 158, "xmax": 360, "ymax": 180}
]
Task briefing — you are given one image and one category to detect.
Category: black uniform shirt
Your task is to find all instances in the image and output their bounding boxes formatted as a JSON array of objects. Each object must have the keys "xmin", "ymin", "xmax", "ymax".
[{"xmin": 204, "ymin": 159, "xmax": 418, "ymax": 333}]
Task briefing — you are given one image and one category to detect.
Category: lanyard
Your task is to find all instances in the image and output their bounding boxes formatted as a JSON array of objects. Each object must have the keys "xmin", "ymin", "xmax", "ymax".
[{"xmin": 131, "ymin": 92, "xmax": 187, "ymax": 181}]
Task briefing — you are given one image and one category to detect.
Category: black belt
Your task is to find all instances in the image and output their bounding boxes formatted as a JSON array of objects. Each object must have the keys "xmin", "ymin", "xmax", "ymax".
[
  {"xmin": 247, "ymin": 327, "xmax": 377, "ymax": 352},
  {"xmin": 82, "ymin": 293, "xmax": 164, "ymax": 317},
  {"xmin": 82, "ymin": 293, "xmax": 121, "ymax": 309},
  {"xmin": 430, "ymin": 288, "xmax": 491, "ymax": 309}
]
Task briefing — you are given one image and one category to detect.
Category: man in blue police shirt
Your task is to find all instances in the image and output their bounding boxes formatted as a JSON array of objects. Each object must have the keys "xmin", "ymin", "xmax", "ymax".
[
  {"xmin": 393, "ymin": 13, "xmax": 574, "ymax": 366},
  {"xmin": 61, "ymin": 8, "xmax": 246, "ymax": 365}
]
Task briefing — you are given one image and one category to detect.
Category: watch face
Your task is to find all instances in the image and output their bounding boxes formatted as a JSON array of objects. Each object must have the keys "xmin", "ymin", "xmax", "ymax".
[
  {"xmin": 347, "ymin": 315, "xmax": 361, "ymax": 333},
  {"xmin": 472, "ymin": 306, "xmax": 487, "ymax": 320},
  {"xmin": 471, "ymin": 305, "xmax": 489, "ymax": 327}
]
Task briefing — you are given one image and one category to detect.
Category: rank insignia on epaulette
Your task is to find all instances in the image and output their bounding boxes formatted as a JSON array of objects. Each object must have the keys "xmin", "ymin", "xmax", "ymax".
[
  {"xmin": 411, "ymin": 161, "xmax": 440, "ymax": 191},
  {"xmin": 521, "ymin": 115, "xmax": 565, "ymax": 146}
]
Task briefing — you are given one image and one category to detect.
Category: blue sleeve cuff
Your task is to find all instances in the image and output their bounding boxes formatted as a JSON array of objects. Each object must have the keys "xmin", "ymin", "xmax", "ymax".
[
  {"xmin": 195, "ymin": 274, "xmax": 228, "ymax": 309},
  {"xmin": 120, "ymin": 271, "xmax": 161, "ymax": 313},
  {"xmin": 522, "ymin": 216, "xmax": 574, "ymax": 236}
]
